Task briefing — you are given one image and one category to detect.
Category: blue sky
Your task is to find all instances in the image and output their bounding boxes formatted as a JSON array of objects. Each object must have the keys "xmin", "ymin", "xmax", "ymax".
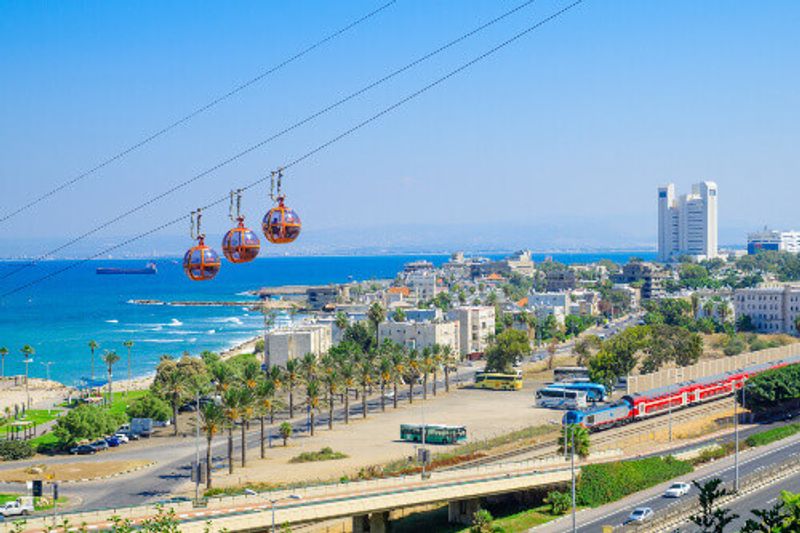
[{"xmin": 1, "ymin": 0, "xmax": 798, "ymax": 256}]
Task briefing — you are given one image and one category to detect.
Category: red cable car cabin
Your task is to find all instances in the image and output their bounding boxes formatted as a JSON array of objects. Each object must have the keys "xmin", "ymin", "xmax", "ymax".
[
  {"xmin": 262, "ymin": 197, "xmax": 301, "ymax": 244},
  {"xmin": 183, "ymin": 237, "xmax": 221, "ymax": 281},
  {"xmin": 222, "ymin": 218, "xmax": 260, "ymax": 263}
]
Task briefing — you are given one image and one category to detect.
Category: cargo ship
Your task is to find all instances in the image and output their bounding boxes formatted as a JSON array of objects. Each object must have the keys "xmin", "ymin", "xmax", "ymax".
[{"xmin": 96, "ymin": 262, "xmax": 157, "ymax": 275}]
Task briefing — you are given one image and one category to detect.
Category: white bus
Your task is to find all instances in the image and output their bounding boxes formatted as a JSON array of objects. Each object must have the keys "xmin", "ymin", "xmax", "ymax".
[
  {"xmin": 535, "ymin": 387, "xmax": 589, "ymax": 410},
  {"xmin": 553, "ymin": 366, "xmax": 591, "ymax": 383}
]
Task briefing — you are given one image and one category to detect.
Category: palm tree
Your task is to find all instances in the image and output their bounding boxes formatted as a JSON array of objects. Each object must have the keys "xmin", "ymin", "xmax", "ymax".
[
  {"xmin": 430, "ymin": 344, "xmax": 444, "ymax": 397},
  {"xmin": 21, "ymin": 344, "xmax": 34, "ymax": 408},
  {"xmin": 420, "ymin": 347, "xmax": 434, "ymax": 401},
  {"xmin": 406, "ymin": 350, "xmax": 420, "ymax": 404},
  {"xmin": 300, "ymin": 352, "xmax": 318, "ymax": 384},
  {"xmin": 123, "ymin": 340, "xmax": 134, "ymax": 396},
  {"xmin": 88, "ymin": 340, "xmax": 99, "ymax": 381},
  {"xmin": 306, "ymin": 380, "xmax": 321, "ymax": 436},
  {"xmin": 284, "ymin": 359, "xmax": 300, "ymax": 419},
  {"xmin": 102, "ymin": 350, "xmax": 121, "ymax": 406},
  {"xmin": 339, "ymin": 361, "xmax": 355, "ymax": 424},
  {"xmin": 390, "ymin": 349, "xmax": 406, "ymax": 409},
  {"xmin": 334, "ymin": 311, "xmax": 349, "ymax": 331},
  {"xmin": 320, "ymin": 355, "xmax": 338, "ymax": 430},
  {"xmin": 441, "ymin": 345, "xmax": 456, "ymax": 393},
  {"xmin": 0, "ymin": 347, "xmax": 7, "ymax": 379},
  {"xmin": 559, "ymin": 424, "xmax": 590, "ymax": 459},
  {"xmin": 367, "ymin": 302, "xmax": 385, "ymax": 346},
  {"xmin": 199, "ymin": 402, "xmax": 224, "ymax": 488},
  {"xmin": 222, "ymin": 388, "xmax": 241, "ymax": 474},
  {"xmin": 256, "ymin": 379, "xmax": 276, "ymax": 459},
  {"xmin": 357, "ymin": 357, "xmax": 373, "ymax": 419},
  {"xmin": 266, "ymin": 366, "xmax": 283, "ymax": 423},
  {"xmin": 153, "ymin": 358, "xmax": 189, "ymax": 436},
  {"xmin": 378, "ymin": 356, "xmax": 392, "ymax": 412}
]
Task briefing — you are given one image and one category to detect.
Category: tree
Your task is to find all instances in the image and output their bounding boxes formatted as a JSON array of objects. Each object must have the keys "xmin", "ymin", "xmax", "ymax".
[
  {"xmin": 545, "ymin": 491, "xmax": 572, "ymax": 515},
  {"xmin": 102, "ymin": 350, "xmax": 121, "ymax": 405},
  {"xmin": 334, "ymin": 311, "xmax": 349, "ymax": 331},
  {"xmin": 357, "ymin": 358, "xmax": 372, "ymax": 419},
  {"xmin": 284, "ymin": 359, "xmax": 300, "ymax": 419},
  {"xmin": 88, "ymin": 340, "xmax": 99, "ymax": 381},
  {"xmin": 689, "ymin": 478, "xmax": 738, "ymax": 533},
  {"xmin": 546, "ymin": 338, "xmax": 558, "ymax": 370},
  {"xmin": 367, "ymin": 302, "xmax": 386, "ymax": 345},
  {"xmin": 199, "ymin": 402, "xmax": 224, "ymax": 488},
  {"xmin": 279, "ymin": 421, "xmax": 293, "ymax": 446},
  {"xmin": 390, "ymin": 348, "xmax": 406, "ymax": 408},
  {"xmin": 122, "ymin": 340, "xmax": 134, "ymax": 396},
  {"xmin": 742, "ymin": 364, "xmax": 800, "ymax": 411},
  {"xmin": 378, "ymin": 356, "xmax": 392, "ymax": 412},
  {"xmin": 406, "ymin": 350, "xmax": 420, "ymax": 404},
  {"xmin": 573, "ymin": 335, "xmax": 602, "ymax": 367},
  {"xmin": 256, "ymin": 379, "xmax": 277, "ymax": 458},
  {"xmin": 558, "ymin": 424, "xmax": 590, "ymax": 459},
  {"xmin": 391, "ymin": 308, "xmax": 406, "ymax": 322},
  {"xmin": 441, "ymin": 344, "xmax": 456, "ymax": 393},
  {"xmin": 151, "ymin": 356, "xmax": 192, "ymax": 436},
  {"xmin": 470, "ymin": 509, "xmax": 498, "ymax": 533},
  {"xmin": 420, "ymin": 347, "xmax": 434, "ymax": 400},
  {"xmin": 53, "ymin": 404, "xmax": 125, "ymax": 447},
  {"xmin": 306, "ymin": 379, "xmax": 321, "ymax": 436},
  {"xmin": 320, "ymin": 355, "xmax": 338, "ymax": 430},
  {"xmin": 127, "ymin": 395, "xmax": 170, "ymax": 422},
  {"xmin": 339, "ymin": 361, "xmax": 355, "ymax": 424},
  {"xmin": 0, "ymin": 347, "xmax": 7, "ymax": 378},
  {"xmin": 484, "ymin": 329, "xmax": 531, "ymax": 373}
]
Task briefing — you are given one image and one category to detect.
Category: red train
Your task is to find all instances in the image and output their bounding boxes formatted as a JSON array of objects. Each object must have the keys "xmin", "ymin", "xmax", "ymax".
[{"xmin": 563, "ymin": 357, "xmax": 796, "ymax": 431}]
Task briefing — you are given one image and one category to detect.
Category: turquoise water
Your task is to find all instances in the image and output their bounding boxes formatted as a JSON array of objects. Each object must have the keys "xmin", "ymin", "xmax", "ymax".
[{"xmin": 0, "ymin": 251, "xmax": 654, "ymax": 384}]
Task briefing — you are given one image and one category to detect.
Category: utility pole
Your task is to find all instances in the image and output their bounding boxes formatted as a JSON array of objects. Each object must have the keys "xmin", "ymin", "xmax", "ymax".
[
  {"xmin": 570, "ymin": 426, "xmax": 576, "ymax": 533},
  {"xmin": 194, "ymin": 391, "xmax": 200, "ymax": 503}
]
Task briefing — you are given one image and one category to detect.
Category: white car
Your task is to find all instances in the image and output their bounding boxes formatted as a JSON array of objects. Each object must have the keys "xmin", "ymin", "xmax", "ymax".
[
  {"xmin": 664, "ymin": 482, "xmax": 691, "ymax": 498},
  {"xmin": 114, "ymin": 433, "xmax": 129, "ymax": 443},
  {"xmin": 625, "ymin": 507, "xmax": 654, "ymax": 524}
]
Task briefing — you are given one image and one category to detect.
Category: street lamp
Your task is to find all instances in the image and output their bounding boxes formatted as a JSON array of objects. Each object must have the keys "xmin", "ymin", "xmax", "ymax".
[
  {"xmin": 244, "ymin": 490, "xmax": 301, "ymax": 533},
  {"xmin": 734, "ymin": 377, "xmax": 746, "ymax": 492},
  {"xmin": 552, "ymin": 420, "xmax": 577, "ymax": 533}
]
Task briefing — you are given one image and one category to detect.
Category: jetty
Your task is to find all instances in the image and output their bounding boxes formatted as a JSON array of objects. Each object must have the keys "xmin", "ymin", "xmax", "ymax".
[{"xmin": 129, "ymin": 299, "xmax": 299, "ymax": 309}]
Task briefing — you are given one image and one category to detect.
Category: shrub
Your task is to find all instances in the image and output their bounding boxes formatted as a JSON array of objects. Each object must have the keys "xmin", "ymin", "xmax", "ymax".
[
  {"xmin": 126, "ymin": 395, "xmax": 170, "ymax": 422},
  {"xmin": 0, "ymin": 440, "xmax": 35, "ymax": 461},
  {"xmin": 544, "ymin": 490, "xmax": 572, "ymax": 515},
  {"xmin": 52, "ymin": 405, "xmax": 126, "ymax": 447},
  {"xmin": 290, "ymin": 447, "xmax": 348, "ymax": 463},
  {"xmin": 577, "ymin": 456, "xmax": 693, "ymax": 507},
  {"xmin": 746, "ymin": 423, "xmax": 800, "ymax": 448},
  {"xmin": 745, "ymin": 365, "xmax": 800, "ymax": 411}
]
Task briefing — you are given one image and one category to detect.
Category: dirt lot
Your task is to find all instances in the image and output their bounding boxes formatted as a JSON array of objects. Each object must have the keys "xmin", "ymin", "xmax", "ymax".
[
  {"xmin": 207, "ymin": 379, "xmax": 562, "ymax": 488},
  {"xmin": 0, "ymin": 459, "xmax": 153, "ymax": 482}
]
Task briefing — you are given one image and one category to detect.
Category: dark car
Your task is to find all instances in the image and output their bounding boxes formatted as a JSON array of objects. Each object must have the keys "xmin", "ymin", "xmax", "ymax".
[
  {"xmin": 178, "ymin": 403, "xmax": 197, "ymax": 413},
  {"xmin": 70, "ymin": 444, "xmax": 97, "ymax": 455},
  {"xmin": 105, "ymin": 436, "xmax": 121, "ymax": 447},
  {"xmin": 91, "ymin": 440, "xmax": 109, "ymax": 451}
]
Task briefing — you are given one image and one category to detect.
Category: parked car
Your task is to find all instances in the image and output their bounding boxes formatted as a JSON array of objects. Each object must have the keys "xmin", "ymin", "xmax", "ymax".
[
  {"xmin": 178, "ymin": 403, "xmax": 197, "ymax": 413},
  {"xmin": 664, "ymin": 482, "xmax": 691, "ymax": 498},
  {"xmin": 70, "ymin": 444, "xmax": 97, "ymax": 455},
  {"xmin": 114, "ymin": 433, "xmax": 129, "ymax": 443},
  {"xmin": 0, "ymin": 498, "xmax": 34, "ymax": 517},
  {"xmin": 625, "ymin": 507, "xmax": 654, "ymax": 524},
  {"xmin": 91, "ymin": 440, "xmax": 109, "ymax": 451},
  {"xmin": 105, "ymin": 436, "xmax": 122, "ymax": 447}
]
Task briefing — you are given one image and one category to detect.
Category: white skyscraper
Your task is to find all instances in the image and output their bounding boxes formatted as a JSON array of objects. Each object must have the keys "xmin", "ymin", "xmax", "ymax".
[{"xmin": 657, "ymin": 181, "xmax": 718, "ymax": 262}]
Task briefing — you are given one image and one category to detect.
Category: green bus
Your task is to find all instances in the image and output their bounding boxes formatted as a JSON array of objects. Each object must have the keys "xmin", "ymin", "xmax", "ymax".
[{"xmin": 400, "ymin": 424, "xmax": 467, "ymax": 445}]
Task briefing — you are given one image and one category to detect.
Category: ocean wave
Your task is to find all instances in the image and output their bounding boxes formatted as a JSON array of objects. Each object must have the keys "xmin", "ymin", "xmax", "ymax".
[
  {"xmin": 167, "ymin": 318, "xmax": 183, "ymax": 327},
  {"xmin": 214, "ymin": 317, "xmax": 243, "ymax": 325},
  {"xmin": 206, "ymin": 329, "xmax": 216, "ymax": 334},
  {"xmin": 105, "ymin": 319, "xmax": 119, "ymax": 324},
  {"xmin": 139, "ymin": 339, "xmax": 185, "ymax": 344}
]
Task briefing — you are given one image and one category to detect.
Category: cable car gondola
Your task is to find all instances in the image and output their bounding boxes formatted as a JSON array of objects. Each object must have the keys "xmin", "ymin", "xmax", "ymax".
[
  {"xmin": 262, "ymin": 169, "xmax": 301, "ymax": 244},
  {"xmin": 222, "ymin": 190, "xmax": 260, "ymax": 263},
  {"xmin": 183, "ymin": 209, "xmax": 221, "ymax": 281}
]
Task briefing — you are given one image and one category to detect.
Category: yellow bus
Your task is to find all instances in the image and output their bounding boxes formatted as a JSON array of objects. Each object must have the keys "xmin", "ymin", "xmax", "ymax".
[{"xmin": 473, "ymin": 372, "xmax": 523, "ymax": 391}]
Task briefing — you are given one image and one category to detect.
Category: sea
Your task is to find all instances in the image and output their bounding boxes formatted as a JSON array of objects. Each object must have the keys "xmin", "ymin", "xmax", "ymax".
[{"xmin": 0, "ymin": 252, "xmax": 654, "ymax": 385}]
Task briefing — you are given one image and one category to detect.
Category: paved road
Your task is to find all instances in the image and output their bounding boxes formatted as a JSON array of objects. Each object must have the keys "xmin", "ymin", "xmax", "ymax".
[
  {"xmin": 533, "ymin": 432, "xmax": 800, "ymax": 532},
  {"xmin": 719, "ymin": 468, "xmax": 800, "ymax": 531}
]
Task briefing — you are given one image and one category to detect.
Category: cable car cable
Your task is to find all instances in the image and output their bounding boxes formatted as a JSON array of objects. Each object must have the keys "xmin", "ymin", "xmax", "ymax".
[
  {"xmin": 0, "ymin": 0, "xmax": 585, "ymax": 299},
  {"xmin": 0, "ymin": 0, "xmax": 545, "ymax": 280},
  {"xmin": 0, "ymin": 0, "xmax": 397, "ymax": 226}
]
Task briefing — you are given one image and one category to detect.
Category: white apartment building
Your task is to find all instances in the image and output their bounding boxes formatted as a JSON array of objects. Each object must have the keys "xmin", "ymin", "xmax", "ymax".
[
  {"xmin": 265, "ymin": 323, "xmax": 333, "ymax": 368},
  {"xmin": 450, "ymin": 306, "xmax": 495, "ymax": 357},
  {"xmin": 747, "ymin": 229, "xmax": 800, "ymax": 254},
  {"xmin": 378, "ymin": 321, "xmax": 460, "ymax": 354},
  {"xmin": 405, "ymin": 270, "xmax": 442, "ymax": 301},
  {"xmin": 734, "ymin": 284, "xmax": 800, "ymax": 335},
  {"xmin": 658, "ymin": 182, "xmax": 718, "ymax": 261}
]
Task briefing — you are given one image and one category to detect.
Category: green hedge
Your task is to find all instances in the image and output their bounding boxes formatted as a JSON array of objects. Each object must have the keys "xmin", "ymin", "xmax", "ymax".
[
  {"xmin": 746, "ymin": 423, "xmax": 800, "ymax": 448},
  {"xmin": 576, "ymin": 456, "xmax": 693, "ymax": 507},
  {"xmin": 0, "ymin": 440, "xmax": 35, "ymax": 461}
]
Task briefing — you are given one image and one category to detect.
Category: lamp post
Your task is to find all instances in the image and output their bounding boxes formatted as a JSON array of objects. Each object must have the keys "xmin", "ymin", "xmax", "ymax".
[
  {"xmin": 244, "ymin": 490, "xmax": 301, "ymax": 533},
  {"xmin": 570, "ymin": 425, "xmax": 576, "ymax": 533},
  {"xmin": 734, "ymin": 377, "xmax": 746, "ymax": 492},
  {"xmin": 40, "ymin": 362, "xmax": 54, "ymax": 415}
]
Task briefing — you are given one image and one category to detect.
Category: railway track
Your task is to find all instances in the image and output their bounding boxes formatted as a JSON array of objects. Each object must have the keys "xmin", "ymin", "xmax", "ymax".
[{"xmin": 441, "ymin": 396, "xmax": 734, "ymax": 471}]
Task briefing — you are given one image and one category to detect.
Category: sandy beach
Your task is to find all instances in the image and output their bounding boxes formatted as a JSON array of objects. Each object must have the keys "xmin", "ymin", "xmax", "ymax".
[{"xmin": 0, "ymin": 377, "xmax": 72, "ymax": 412}]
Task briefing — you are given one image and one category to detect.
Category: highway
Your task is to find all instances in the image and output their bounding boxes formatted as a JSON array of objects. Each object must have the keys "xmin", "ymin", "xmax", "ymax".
[
  {"xmin": 533, "ymin": 431, "xmax": 800, "ymax": 532},
  {"xmin": 718, "ymin": 467, "xmax": 800, "ymax": 531}
]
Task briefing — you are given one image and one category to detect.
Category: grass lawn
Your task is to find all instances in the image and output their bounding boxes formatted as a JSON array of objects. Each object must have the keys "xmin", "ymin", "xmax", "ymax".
[
  {"xmin": 0, "ymin": 409, "xmax": 62, "ymax": 435},
  {"xmin": 106, "ymin": 390, "xmax": 149, "ymax": 418},
  {"xmin": 392, "ymin": 503, "xmax": 561, "ymax": 533}
]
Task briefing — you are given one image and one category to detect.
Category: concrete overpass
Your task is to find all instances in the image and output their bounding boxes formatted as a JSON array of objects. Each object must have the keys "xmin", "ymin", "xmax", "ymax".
[{"xmin": 15, "ymin": 454, "xmax": 601, "ymax": 532}]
